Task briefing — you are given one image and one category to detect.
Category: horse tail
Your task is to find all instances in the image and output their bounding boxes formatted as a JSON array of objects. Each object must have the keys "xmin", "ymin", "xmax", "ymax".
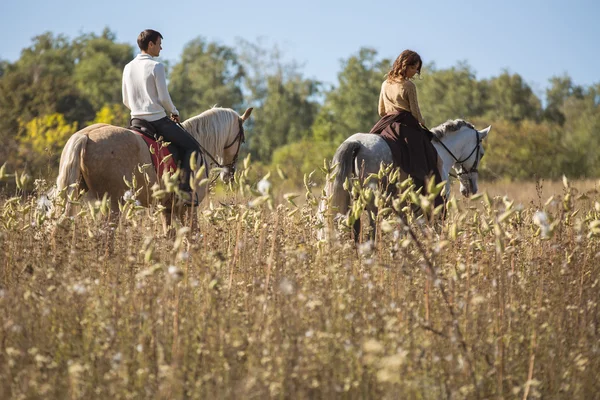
[
  {"xmin": 328, "ymin": 140, "xmax": 361, "ymax": 216},
  {"xmin": 56, "ymin": 132, "xmax": 88, "ymax": 197}
]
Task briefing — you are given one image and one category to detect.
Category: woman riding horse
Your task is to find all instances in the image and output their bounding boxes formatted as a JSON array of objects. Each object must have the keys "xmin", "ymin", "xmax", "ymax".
[{"xmin": 372, "ymin": 49, "xmax": 443, "ymax": 207}]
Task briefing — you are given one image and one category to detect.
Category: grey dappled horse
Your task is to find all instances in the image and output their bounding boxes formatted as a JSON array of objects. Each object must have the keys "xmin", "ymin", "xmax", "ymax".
[{"xmin": 317, "ymin": 119, "xmax": 491, "ymax": 241}]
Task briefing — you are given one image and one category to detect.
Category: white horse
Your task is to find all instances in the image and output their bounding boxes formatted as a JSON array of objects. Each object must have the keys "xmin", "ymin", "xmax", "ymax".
[
  {"xmin": 318, "ymin": 119, "xmax": 491, "ymax": 240},
  {"xmin": 56, "ymin": 107, "xmax": 252, "ymax": 214}
]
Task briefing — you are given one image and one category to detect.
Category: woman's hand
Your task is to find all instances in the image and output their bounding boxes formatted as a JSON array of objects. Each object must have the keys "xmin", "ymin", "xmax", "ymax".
[{"xmin": 170, "ymin": 113, "xmax": 180, "ymax": 123}]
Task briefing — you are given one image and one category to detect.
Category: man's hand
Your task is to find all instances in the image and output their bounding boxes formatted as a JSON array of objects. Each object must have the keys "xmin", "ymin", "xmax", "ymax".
[{"xmin": 170, "ymin": 113, "xmax": 180, "ymax": 123}]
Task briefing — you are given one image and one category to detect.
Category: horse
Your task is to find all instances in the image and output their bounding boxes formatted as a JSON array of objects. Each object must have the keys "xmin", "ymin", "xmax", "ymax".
[
  {"xmin": 317, "ymin": 119, "xmax": 491, "ymax": 241},
  {"xmin": 55, "ymin": 107, "xmax": 253, "ymax": 218}
]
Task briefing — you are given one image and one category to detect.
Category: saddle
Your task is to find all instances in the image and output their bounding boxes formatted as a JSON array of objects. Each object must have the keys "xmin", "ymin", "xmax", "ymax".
[{"xmin": 128, "ymin": 118, "xmax": 179, "ymax": 177}]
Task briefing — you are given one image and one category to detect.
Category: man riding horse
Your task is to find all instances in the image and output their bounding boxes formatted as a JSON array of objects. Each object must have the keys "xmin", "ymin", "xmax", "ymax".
[{"xmin": 122, "ymin": 29, "xmax": 200, "ymax": 204}]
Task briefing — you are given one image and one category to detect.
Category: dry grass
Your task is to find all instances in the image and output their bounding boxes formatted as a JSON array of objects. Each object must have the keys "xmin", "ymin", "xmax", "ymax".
[{"xmin": 0, "ymin": 171, "xmax": 599, "ymax": 399}]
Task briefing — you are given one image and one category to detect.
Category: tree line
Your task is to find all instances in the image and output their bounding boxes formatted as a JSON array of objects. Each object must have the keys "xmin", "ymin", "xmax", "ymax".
[{"xmin": 1, "ymin": 28, "xmax": 599, "ymax": 185}]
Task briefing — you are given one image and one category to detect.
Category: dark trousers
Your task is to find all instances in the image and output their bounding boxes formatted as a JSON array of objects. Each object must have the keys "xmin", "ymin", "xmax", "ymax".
[
  {"xmin": 370, "ymin": 111, "xmax": 444, "ymax": 208},
  {"xmin": 149, "ymin": 117, "xmax": 201, "ymax": 191}
]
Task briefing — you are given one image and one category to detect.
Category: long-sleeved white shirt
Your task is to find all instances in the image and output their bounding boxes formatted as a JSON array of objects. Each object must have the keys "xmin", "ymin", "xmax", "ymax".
[{"xmin": 122, "ymin": 54, "xmax": 179, "ymax": 121}]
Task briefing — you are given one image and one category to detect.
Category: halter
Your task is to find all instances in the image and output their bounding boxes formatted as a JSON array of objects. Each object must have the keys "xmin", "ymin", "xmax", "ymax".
[{"xmin": 434, "ymin": 128, "xmax": 482, "ymax": 177}]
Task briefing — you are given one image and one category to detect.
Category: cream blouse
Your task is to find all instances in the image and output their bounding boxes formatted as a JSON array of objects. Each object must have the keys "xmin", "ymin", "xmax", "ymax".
[{"xmin": 378, "ymin": 79, "xmax": 425, "ymax": 125}]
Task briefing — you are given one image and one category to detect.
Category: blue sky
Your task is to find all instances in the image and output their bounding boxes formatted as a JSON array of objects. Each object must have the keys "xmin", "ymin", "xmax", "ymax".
[{"xmin": 1, "ymin": 0, "xmax": 598, "ymax": 101}]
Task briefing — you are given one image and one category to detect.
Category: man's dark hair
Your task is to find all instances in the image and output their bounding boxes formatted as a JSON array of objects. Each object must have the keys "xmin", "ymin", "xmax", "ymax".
[{"xmin": 137, "ymin": 29, "xmax": 163, "ymax": 51}]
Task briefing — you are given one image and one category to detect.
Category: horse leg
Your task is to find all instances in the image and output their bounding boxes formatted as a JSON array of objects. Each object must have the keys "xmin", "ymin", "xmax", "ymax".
[
  {"xmin": 369, "ymin": 207, "xmax": 378, "ymax": 243},
  {"xmin": 353, "ymin": 219, "xmax": 361, "ymax": 243},
  {"xmin": 159, "ymin": 208, "xmax": 174, "ymax": 237},
  {"xmin": 103, "ymin": 210, "xmax": 119, "ymax": 256}
]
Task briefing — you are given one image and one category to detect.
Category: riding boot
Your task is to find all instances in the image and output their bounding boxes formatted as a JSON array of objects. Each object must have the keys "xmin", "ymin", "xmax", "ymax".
[
  {"xmin": 413, "ymin": 177, "xmax": 425, "ymax": 194},
  {"xmin": 179, "ymin": 168, "xmax": 192, "ymax": 192}
]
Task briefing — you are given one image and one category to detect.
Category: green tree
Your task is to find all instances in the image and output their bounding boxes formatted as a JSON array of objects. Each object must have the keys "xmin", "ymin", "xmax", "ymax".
[
  {"xmin": 0, "ymin": 33, "xmax": 90, "ymax": 167},
  {"xmin": 271, "ymin": 139, "xmax": 338, "ymax": 185},
  {"xmin": 237, "ymin": 38, "xmax": 321, "ymax": 162},
  {"xmin": 417, "ymin": 62, "xmax": 487, "ymax": 127},
  {"xmin": 558, "ymin": 83, "xmax": 600, "ymax": 177},
  {"xmin": 0, "ymin": 32, "xmax": 80, "ymax": 131},
  {"xmin": 312, "ymin": 48, "xmax": 389, "ymax": 143},
  {"xmin": 543, "ymin": 75, "xmax": 584, "ymax": 125},
  {"xmin": 480, "ymin": 118, "xmax": 565, "ymax": 180},
  {"xmin": 72, "ymin": 28, "xmax": 134, "ymax": 110},
  {"xmin": 169, "ymin": 37, "xmax": 244, "ymax": 118},
  {"xmin": 483, "ymin": 70, "xmax": 542, "ymax": 122},
  {"xmin": 252, "ymin": 76, "xmax": 320, "ymax": 161}
]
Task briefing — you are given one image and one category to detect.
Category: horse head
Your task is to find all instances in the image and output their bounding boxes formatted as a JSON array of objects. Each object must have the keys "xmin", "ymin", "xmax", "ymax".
[
  {"xmin": 431, "ymin": 120, "xmax": 491, "ymax": 197},
  {"xmin": 454, "ymin": 125, "xmax": 490, "ymax": 197},
  {"xmin": 182, "ymin": 107, "xmax": 253, "ymax": 184},
  {"xmin": 220, "ymin": 107, "xmax": 253, "ymax": 183}
]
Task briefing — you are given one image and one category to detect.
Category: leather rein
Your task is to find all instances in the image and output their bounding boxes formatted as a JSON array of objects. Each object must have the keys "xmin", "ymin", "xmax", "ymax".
[
  {"xmin": 177, "ymin": 118, "xmax": 245, "ymax": 175},
  {"xmin": 434, "ymin": 129, "xmax": 482, "ymax": 178}
]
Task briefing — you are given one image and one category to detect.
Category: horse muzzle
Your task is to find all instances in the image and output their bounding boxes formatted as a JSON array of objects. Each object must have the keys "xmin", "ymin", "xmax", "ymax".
[
  {"xmin": 459, "ymin": 174, "xmax": 478, "ymax": 197},
  {"xmin": 220, "ymin": 166, "xmax": 235, "ymax": 183}
]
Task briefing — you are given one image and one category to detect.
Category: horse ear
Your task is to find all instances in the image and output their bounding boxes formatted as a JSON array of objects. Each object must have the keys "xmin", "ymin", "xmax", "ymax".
[
  {"xmin": 241, "ymin": 107, "xmax": 254, "ymax": 123},
  {"xmin": 478, "ymin": 126, "xmax": 491, "ymax": 139}
]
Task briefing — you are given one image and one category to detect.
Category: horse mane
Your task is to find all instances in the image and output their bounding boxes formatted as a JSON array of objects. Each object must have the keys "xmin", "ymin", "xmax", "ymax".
[
  {"xmin": 182, "ymin": 107, "xmax": 239, "ymax": 162},
  {"xmin": 430, "ymin": 119, "xmax": 475, "ymax": 140}
]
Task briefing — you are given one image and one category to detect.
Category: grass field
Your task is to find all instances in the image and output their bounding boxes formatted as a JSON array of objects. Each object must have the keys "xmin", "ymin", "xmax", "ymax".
[{"xmin": 0, "ymin": 172, "xmax": 599, "ymax": 399}]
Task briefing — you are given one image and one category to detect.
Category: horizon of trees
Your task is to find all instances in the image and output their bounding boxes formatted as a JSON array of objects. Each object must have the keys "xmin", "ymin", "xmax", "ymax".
[{"xmin": 1, "ymin": 28, "xmax": 599, "ymax": 186}]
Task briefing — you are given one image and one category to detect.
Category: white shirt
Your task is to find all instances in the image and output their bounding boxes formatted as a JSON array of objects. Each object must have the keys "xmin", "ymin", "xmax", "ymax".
[{"xmin": 122, "ymin": 54, "xmax": 179, "ymax": 121}]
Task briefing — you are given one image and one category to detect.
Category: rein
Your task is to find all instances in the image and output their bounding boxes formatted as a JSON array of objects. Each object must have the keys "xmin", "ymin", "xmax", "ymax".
[
  {"xmin": 222, "ymin": 118, "xmax": 245, "ymax": 169},
  {"xmin": 434, "ymin": 129, "xmax": 481, "ymax": 177},
  {"xmin": 177, "ymin": 117, "xmax": 245, "ymax": 171}
]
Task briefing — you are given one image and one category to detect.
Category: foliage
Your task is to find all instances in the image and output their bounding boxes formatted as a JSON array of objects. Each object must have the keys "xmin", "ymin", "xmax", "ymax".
[
  {"xmin": 543, "ymin": 74, "xmax": 585, "ymax": 125},
  {"xmin": 478, "ymin": 118, "xmax": 565, "ymax": 180},
  {"xmin": 17, "ymin": 113, "xmax": 77, "ymax": 176},
  {"xmin": 249, "ymin": 75, "xmax": 320, "ymax": 161},
  {"xmin": 482, "ymin": 70, "xmax": 543, "ymax": 122},
  {"xmin": 72, "ymin": 28, "xmax": 134, "ymax": 109},
  {"xmin": 417, "ymin": 62, "xmax": 487, "ymax": 127},
  {"xmin": 558, "ymin": 83, "xmax": 600, "ymax": 177},
  {"xmin": 92, "ymin": 103, "xmax": 130, "ymax": 127},
  {"xmin": 0, "ymin": 33, "xmax": 79, "ymax": 132},
  {"xmin": 169, "ymin": 37, "xmax": 244, "ymax": 118},
  {"xmin": 312, "ymin": 48, "xmax": 389, "ymax": 143},
  {"xmin": 0, "ymin": 29, "xmax": 600, "ymax": 183},
  {"xmin": 237, "ymin": 38, "xmax": 321, "ymax": 162},
  {"xmin": 0, "ymin": 30, "xmax": 118, "ymax": 170},
  {"xmin": 270, "ymin": 139, "xmax": 338, "ymax": 184},
  {"xmin": 20, "ymin": 113, "xmax": 76, "ymax": 154}
]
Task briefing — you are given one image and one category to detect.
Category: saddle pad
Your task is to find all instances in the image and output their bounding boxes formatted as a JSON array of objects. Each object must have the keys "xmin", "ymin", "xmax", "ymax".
[{"xmin": 130, "ymin": 129, "xmax": 177, "ymax": 177}]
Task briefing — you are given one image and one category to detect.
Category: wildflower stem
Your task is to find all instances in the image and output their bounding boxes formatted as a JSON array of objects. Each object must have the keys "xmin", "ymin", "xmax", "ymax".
[{"xmin": 401, "ymin": 221, "xmax": 480, "ymax": 399}]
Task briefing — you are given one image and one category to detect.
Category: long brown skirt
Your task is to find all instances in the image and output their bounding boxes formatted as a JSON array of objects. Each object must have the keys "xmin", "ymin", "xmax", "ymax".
[{"xmin": 370, "ymin": 110, "xmax": 443, "ymax": 206}]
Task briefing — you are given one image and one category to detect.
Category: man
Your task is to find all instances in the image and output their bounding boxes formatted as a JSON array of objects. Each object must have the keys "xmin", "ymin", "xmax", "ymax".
[{"xmin": 122, "ymin": 29, "xmax": 200, "ymax": 201}]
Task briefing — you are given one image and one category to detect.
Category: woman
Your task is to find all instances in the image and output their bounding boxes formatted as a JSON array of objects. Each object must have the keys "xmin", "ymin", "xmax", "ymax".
[{"xmin": 370, "ymin": 49, "xmax": 442, "ymax": 205}]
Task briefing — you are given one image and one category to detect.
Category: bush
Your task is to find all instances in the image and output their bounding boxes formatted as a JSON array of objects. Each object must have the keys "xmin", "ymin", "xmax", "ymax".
[
  {"xmin": 270, "ymin": 139, "xmax": 338, "ymax": 186},
  {"xmin": 18, "ymin": 113, "xmax": 77, "ymax": 176},
  {"xmin": 476, "ymin": 118, "xmax": 567, "ymax": 180}
]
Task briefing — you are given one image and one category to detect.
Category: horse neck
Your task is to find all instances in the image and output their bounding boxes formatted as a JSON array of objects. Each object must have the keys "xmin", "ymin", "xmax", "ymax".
[
  {"xmin": 432, "ymin": 127, "xmax": 476, "ymax": 178},
  {"xmin": 182, "ymin": 117, "xmax": 229, "ymax": 164},
  {"xmin": 431, "ymin": 132, "xmax": 461, "ymax": 180}
]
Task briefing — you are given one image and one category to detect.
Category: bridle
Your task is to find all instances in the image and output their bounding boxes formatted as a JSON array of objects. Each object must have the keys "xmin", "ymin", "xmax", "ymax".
[
  {"xmin": 222, "ymin": 118, "xmax": 246, "ymax": 172},
  {"xmin": 434, "ymin": 128, "xmax": 482, "ymax": 178},
  {"xmin": 177, "ymin": 117, "xmax": 245, "ymax": 176}
]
